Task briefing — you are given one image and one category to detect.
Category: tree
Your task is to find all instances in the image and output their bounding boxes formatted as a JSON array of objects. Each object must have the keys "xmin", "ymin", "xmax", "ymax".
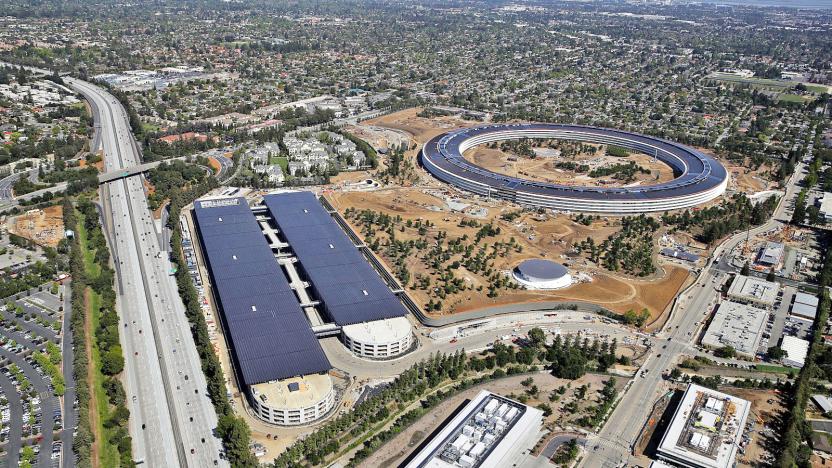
[
  {"xmin": 528, "ymin": 327, "xmax": 545, "ymax": 347},
  {"xmin": 766, "ymin": 268, "xmax": 776, "ymax": 282},
  {"xmin": 741, "ymin": 262, "xmax": 750, "ymax": 276},
  {"xmin": 101, "ymin": 347, "xmax": 124, "ymax": 375},
  {"xmin": 768, "ymin": 346, "xmax": 787, "ymax": 360},
  {"xmin": 217, "ymin": 414, "xmax": 258, "ymax": 467},
  {"xmin": 715, "ymin": 345, "xmax": 736, "ymax": 359}
]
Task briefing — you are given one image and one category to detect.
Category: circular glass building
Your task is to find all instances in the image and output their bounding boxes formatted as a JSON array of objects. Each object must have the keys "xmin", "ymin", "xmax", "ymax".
[{"xmin": 513, "ymin": 259, "xmax": 573, "ymax": 290}]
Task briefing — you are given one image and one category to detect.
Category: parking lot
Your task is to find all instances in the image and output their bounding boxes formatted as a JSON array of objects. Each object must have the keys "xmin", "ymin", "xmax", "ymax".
[{"xmin": 0, "ymin": 282, "xmax": 74, "ymax": 467}]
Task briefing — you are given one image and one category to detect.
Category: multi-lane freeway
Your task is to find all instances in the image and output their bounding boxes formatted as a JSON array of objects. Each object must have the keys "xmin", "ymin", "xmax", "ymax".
[{"xmin": 67, "ymin": 77, "xmax": 226, "ymax": 467}]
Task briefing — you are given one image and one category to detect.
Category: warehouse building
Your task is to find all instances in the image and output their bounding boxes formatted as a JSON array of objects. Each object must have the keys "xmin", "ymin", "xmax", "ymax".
[
  {"xmin": 727, "ymin": 275, "xmax": 779, "ymax": 309},
  {"xmin": 790, "ymin": 292, "xmax": 819, "ymax": 321},
  {"xmin": 780, "ymin": 335, "xmax": 810, "ymax": 368},
  {"xmin": 405, "ymin": 390, "xmax": 543, "ymax": 468},
  {"xmin": 700, "ymin": 301, "xmax": 767, "ymax": 358},
  {"xmin": 657, "ymin": 384, "xmax": 750, "ymax": 468},
  {"xmin": 192, "ymin": 198, "xmax": 335, "ymax": 426},
  {"xmin": 263, "ymin": 191, "xmax": 413, "ymax": 359}
]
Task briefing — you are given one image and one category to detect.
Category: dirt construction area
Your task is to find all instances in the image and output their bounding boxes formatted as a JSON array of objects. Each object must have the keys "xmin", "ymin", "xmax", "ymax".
[
  {"xmin": 466, "ymin": 145, "xmax": 675, "ymax": 188},
  {"xmin": 7, "ymin": 205, "xmax": 64, "ymax": 247},
  {"xmin": 326, "ymin": 187, "xmax": 690, "ymax": 321}
]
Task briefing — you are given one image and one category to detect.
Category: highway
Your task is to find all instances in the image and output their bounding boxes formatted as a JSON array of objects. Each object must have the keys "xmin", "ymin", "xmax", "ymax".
[
  {"xmin": 67, "ymin": 77, "xmax": 226, "ymax": 467},
  {"xmin": 580, "ymin": 161, "xmax": 807, "ymax": 467}
]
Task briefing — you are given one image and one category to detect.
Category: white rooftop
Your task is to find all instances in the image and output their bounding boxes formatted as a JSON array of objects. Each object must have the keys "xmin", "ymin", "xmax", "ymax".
[
  {"xmin": 405, "ymin": 391, "xmax": 543, "ymax": 468},
  {"xmin": 701, "ymin": 301, "xmax": 767, "ymax": 356},
  {"xmin": 658, "ymin": 384, "xmax": 750, "ymax": 468},
  {"xmin": 781, "ymin": 335, "xmax": 810, "ymax": 368},
  {"xmin": 727, "ymin": 275, "xmax": 779, "ymax": 306},
  {"xmin": 341, "ymin": 316, "xmax": 412, "ymax": 346}
]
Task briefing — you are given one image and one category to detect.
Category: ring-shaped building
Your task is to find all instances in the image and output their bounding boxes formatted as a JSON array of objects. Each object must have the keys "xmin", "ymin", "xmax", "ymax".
[{"xmin": 420, "ymin": 123, "xmax": 728, "ymax": 214}]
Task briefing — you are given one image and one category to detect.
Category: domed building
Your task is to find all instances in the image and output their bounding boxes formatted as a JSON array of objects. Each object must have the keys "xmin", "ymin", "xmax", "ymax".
[{"xmin": 513, "ymin": 259, "xmax": 572, "ymax": 290}]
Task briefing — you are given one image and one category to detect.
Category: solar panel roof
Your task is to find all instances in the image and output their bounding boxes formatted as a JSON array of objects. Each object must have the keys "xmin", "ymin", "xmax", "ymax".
[
  {"xmin": 192, "ymin": 197, "xmax": 331, "ymax": 385},
  {"xmin": 263, "ymin": 192, "xmax": 408, "ymax": 326}
]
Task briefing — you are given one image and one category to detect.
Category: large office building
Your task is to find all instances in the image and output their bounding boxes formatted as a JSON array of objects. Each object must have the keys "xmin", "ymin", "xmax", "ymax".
[
  {"xmin": 420, "ymin": 123, "xmax": 728, "ymax": 214},
  {"xmin": 700, "ymin": 301, "xmax": 767, "ymax": 358},
  {"xmin": 657, "ymin": 384, "xmax": 750, "ymax": 468},
  {"xmin": 192, "ymin": 197, "xmax": 335, "ymax": 426},
  {"xmin": 405, "ymin": 390, "xmax": 543, "ymax": 468},
  {"xmin": 726, "ymin": 275, "xmax": 779, "ymax": 309},
  {"xmin": 263, "ymin": 191, "xmax": 413, "ymax": 359}
]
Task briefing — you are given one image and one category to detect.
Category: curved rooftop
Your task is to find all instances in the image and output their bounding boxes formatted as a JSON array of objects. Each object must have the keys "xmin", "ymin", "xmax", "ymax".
[
  {"xmin": 420, "ymin": 123, "xmax": 728, "ymax": 211},
  {"xmin": 515, "ymin": 259, "xmax": 569, "ymax": 281}
]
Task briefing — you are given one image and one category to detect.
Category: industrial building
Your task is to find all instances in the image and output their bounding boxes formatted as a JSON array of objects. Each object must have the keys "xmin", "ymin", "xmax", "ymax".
[
  {"xmin": 192, "ymin": 197, "xmax": 335, "ymax": 426},
  {"xmin": 405, "ymin": 390, "xmax": 543, "ymax": 468},
  {"xmin": 420, "ymin": 123, "xmax": 728, "ymax": 214},
  {"xmin": 756, "ymin": 241, "xmax": 784, "ymax": 267},
  {"xmin": 780, "ymin": 335, "xmax": 809, "ymax": 368},
  {"xmin": 700, "ymin": 301, "xmax": 767, "ymax": 358},
  {"xmin": 657, "ymin": 384, "xmax": 750, "ymax": 468},
  {"xmin": 512, "ymin": 259, "xmax": 573, "ymax": 290},
  {"xmin": 790, "ymin": 292, "xmax": 819, "ymax": 320},
  {"xmin": 726, "ymin": 275, "xmax": 779, "ymax": 309}
]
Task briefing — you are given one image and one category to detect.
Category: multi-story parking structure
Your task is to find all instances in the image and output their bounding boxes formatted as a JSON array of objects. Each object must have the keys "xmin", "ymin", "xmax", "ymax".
[
  {"xmin": 263, "ymin": 192, "xmax": 414, "ymax": 360},
  {"xmin": 192, "ymin": 198, "xmax": 335, "ymax": 426},
  {"xmin": 420, "ymin": 124, "xmax": 728, "ymax": 214}
]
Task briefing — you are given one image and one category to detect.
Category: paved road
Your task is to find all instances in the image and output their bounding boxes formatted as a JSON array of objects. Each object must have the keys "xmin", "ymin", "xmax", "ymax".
[
  {"xmin": 0, "ymin": 372, "xmax": 23, "ymax": 466},
  {"xmin": 0, "ymin": 346, "xmax": 56, "ymax": 467},
  {"xmin": 68, "ymin": 77, "xmax": 226, "ymax": 467},
  {"xmin": 580, "ymin": 160, "xmax": 808, "ymax": 468}
]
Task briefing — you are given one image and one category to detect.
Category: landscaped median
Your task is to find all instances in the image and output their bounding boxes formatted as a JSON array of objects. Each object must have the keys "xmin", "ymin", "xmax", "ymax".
[{"xmin": 64, "ymin": 198, "xmax": 132, "ymax": 467}]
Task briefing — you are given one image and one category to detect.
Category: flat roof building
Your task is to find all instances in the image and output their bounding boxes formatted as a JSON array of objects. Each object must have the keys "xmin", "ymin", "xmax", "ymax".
[
  {"xmin": 791, "ymin": 292, "xmax": 819, "ymax": 320},
  {"xmin": 817, "ymin": 192, "xmax": 832, "ymax": 222},
  {"xmin": 657, "ymin": 384, "xmax": 751, "ymax": 468},
  {"xmin": 727, "ymin": 275, "xmax": 779, "ymax": 309},
  {"xmin": 701, "ymin": 301, "xmax": 767, "ymax": 357},
  {"xmin": 781, "ymin": 335, "xmax": 810, "ymax": 368},
  {"xmin": 756, "ymin": 242, "xmax": 784, "ymax": 267},
  {"xmin": 405, "ymin": 390, "xmax": 543, "ymax": 468},
  {"xmin": 192, "ymin": 197, "xmax": 335, "ymax": 425},
  {"xmin": 263, "ymin": 191, "xmax": 413, "ymax": 359}
]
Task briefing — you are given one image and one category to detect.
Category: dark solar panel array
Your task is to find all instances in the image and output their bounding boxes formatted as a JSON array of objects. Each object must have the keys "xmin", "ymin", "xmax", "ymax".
[
  {"xmin": 422, "ymin": 123, "xmax": 728, "ymax": 201},
  {"xmin": 192, "ymin": 197, "xmax": 331, "ymax": 385},
  {"xmin": 264, "ymin": 192, "xmax": 407, "ymax": 326}
]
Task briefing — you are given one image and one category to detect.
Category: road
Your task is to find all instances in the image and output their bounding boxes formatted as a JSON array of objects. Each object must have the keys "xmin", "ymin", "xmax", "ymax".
[
  {"xmin": 67, "ymin": 77, "xmax": 226, "ymax": 467},
  {"xmin": 580, "ymin": 161, "xmax": 808, "ymax": 468}
]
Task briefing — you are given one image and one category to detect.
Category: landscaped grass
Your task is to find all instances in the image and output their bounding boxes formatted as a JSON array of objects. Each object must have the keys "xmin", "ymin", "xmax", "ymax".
[
  {"xmin": 708, "ymin": 73, "xmax": 831, "ymax": 96},
  {"xmin": 778, "ymin": 93, "xmax": 812, "ymax": 103},
  {"xmin": 753, "ymin": 364, "xmax": 795, "ymax": 375},
  {"xmin": 77, "ymin": 211, "xmax": 122, "ymax": 467},
  {"xmin": 271, "ymin": 155, "xmax": 289, "ymax": 173}
]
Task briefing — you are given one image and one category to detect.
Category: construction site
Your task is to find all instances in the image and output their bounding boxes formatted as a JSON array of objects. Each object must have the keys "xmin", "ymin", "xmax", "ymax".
[{"xmin": 5, "ymin": 205, "xmax": 65, "ymax": 247}]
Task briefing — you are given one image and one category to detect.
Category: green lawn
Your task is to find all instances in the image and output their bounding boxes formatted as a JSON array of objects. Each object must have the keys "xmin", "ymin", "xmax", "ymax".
[
  {"xmin": 708, "ymin": 73, "xmax": 831, "ymax": 96},
  {"xmin": 778, "ymin": 93, "xmax": 812, "ymax": 103},
  {"xmin": 271, "ymin": 156, "xmax": 289, "ymax": 173},
  {"xmin": 753, "ymin": 364, "xmax": 795, "ymax": 375},
  {"xmin": 77, "ymin": 211, "xmax": 122, "ymax": 467}
]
